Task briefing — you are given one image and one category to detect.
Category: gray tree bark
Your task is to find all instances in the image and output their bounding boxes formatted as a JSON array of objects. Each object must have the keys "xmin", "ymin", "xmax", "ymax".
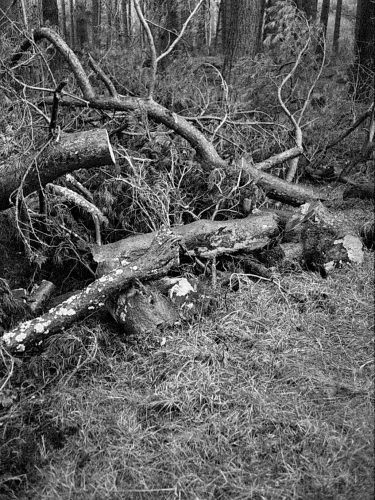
[
  {"xmin": 353, "ymin": 0, "xmax": 375, "ymax": 97},
  {"xmin": 2, "ymin": 232, "xmax": 180, "ymax": 354},
  {"xmin": 0, "ymin": 130, "xmax": 115, "ymax": 211},
  {"xmin": 222, "ymin": 0, "xmax": 265, "ymax": 82},
  {"xmin": 333, "ymin": 0, "xmax": 343, "ymax": 53}
]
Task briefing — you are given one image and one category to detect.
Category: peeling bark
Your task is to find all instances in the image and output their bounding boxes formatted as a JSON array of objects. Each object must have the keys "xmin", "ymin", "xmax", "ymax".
[{"xmin": 92, "ymin": 212, "xmax": 280, "ymax": 275}]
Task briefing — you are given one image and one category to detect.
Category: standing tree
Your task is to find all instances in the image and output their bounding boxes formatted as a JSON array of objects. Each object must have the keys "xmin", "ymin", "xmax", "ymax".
[
  {"xmin": 319, "ymin": 0, "xmax": 331, "ymax": 37},
  {"xmin": 352, "ymin": 0, "xmax": 375, "ymax": 98},
  {"xmin": 222, "ymin": 0, "xmax": 265, "ymax": 82},
  {"xmin": 42, "ymin": 0, "xmax": 58, "ymax": 27},
  {"xmin": 332, "ymin": 0, "xmax": 343, "ymax": 53},
  {"xmin": 76, "ymin": 0, "xmax": 89, "ymax": 49},
  {"xmin": 92, "ymin": 0, "xmax": 102, "ymax": 42}
]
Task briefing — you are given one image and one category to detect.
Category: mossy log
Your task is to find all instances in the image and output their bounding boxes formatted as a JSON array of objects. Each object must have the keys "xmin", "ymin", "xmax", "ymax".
[
  {"xmin": 0, "ymin": 129, "xmax": 115, "ymax": 211},
  {"xmin": 1, "ymin": 232, "xmax": 179, "ymax": 354}
]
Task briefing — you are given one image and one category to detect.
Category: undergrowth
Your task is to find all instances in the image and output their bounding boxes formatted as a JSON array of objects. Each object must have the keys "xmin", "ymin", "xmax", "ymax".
[{"xmin": 1, "ymin": 245, "xmax": 373, "ymax": 499}]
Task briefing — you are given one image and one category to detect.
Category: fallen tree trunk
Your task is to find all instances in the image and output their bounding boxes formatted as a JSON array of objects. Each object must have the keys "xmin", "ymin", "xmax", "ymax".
[
  {"xmin": 12, "ymin": 28, "xmax": 326, "ymax": 206},
  {"xmin": 0, "ymin": 129, "xmax": 115, "ymax": 211},
  {"xmin": 92, "ymin": 212, "xmax": 280, "ymax": 275},
  {"xmin": 1, "ymin": 232, "xmax": 179, "ymax": 354},
  {"xmin": 239, "ymin": 162, "xmax": 326, "ymax": 205}
]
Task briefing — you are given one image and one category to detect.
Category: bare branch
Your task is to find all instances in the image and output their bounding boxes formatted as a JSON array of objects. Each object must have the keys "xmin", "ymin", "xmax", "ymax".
[
  {"xmin": 133, "ymin": 0, "xmax": 158, "ymax": 98},
  {"xmin": 10, "ymin": 27, "xmax": 96, "ymax": 100},
  {"xmin": 88, "ymin": 53, "xmax": 118, "ymax": 98},
  {"xmin": 277, "ymin": 32, "xmax": 310, "ymax": 182},
  {"xmin": 156, "ymin": 0, "xmax": 204, "ymax": 64}
]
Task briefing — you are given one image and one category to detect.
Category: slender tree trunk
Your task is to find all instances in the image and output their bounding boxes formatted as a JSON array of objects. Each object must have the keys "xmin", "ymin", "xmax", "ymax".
[
  {"xmin": 76, "ymin": 0, "xmax": 88, "ymax": 49},
  {"xmin": 320, "ymin": 0, "xmax": 330, "ymax": 37},
  {"xmin": 69, "ymin": 0, "xmax": 76, "ymax": 48},
  {"xmin": 19, "ymin": 0, "xmax": 28, "ymax": 28},
  {"xmin": 352, "ymin": 0, "xmax": 375, "ymax": 99},
  {"xmin": 332, "ymin": 0, "xmax": 342, "ymax": 53},
  {"xmin": 222, "ymin": 0, "xmax": 264, "ymax": 83},
  {"xmin": 92, "ymin": 0, "xmax": 101, "ymax": 42},
  {"xmin": 42, "ymin": 0, "xmax": 59, "ymax": 27},
  {"xmin": 59, "ymin": 0, "xmax": 68, "ymax": 41}
]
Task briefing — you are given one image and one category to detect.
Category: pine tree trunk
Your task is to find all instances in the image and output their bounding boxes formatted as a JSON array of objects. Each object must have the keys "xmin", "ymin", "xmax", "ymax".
[
  {"xmin": 353, "ymin": 0, "xmax": 375, "ymax": 97},
  {"xmin": 42, "ymin": 0, "xmax": 59, "ymax": 26},
  {"xmin": 332, "ymin": 0, "xmax": 343, "ymax": 53},
  {"xmin": 222, "ymin": 0, "xmax": 265, "ymax": 82},
  {"xmin": 92, "ymin": 0, "xmax": 101, "ymax": 42},
  {"xmin": 69, "ymin": 0, "xmax": 76, "ymax": 48},
  {"xmin": 60, "ymin": 0, "xmax": 68, "ymax": 41},
  {"xmin": 320, "ymin": 0, "xmax": 330, "ymax": 37}
]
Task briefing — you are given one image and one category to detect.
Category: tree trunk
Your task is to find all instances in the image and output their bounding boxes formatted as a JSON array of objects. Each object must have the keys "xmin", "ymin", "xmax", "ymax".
[
  {"xmin": 319, "ymin": 0, "xmax": 330, "ymax": 37},
  {"xmin": 59, "ymin": 0, "xmax": 68, "ymax": 41},
  {"xmin": 92, "ymin": 212, "xmax": 280, "ymax": 275},
  {"xmin": 2, "ymin": 232, "xmax": 180, "ymax": 354},
  {"xmin": 11, "ymin": 27, "xmax": 326, "ymax": 208},
  {"xmin": 92, "ymin": 0, "xmax": 101, "ymax": 41},
  {"xmin": 222, "ymin": 0, "xmax": 265, "ymax": 82},
  {"xmin": 353, "ymin": 0, "xmax": 375, "ymax": 98},
  {"xmin": 76, "ymin": 0, "xmax": 88, "ymax": 49},
  {"xmin": 42, "ymin": 0, "xmax": 59, "ymax": 27},
  {"xmin": 69, "ymin": 0, "xmax": 76, "ymax": 48},
  {"xmin": 332, "ymin": 0, "xmax": 342, "ymax": 53},
  {"xmin": 0, "ymin": 129, "xmax": 115, "ymax": 211}
]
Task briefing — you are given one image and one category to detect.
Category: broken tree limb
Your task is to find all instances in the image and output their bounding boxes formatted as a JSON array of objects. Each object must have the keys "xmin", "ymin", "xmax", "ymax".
[
  {"xmin": 92, "ymin": 212, "xmax": 280, "ymax": 275},
  {"xmin": 239, "ymin": 161, "xmax": 326, "ymax": 205},
  {"xmin": 12, "ymin": 27, "xmax": 324, "ymax": 205},
  {"xmin": 0, "ymin": 129, "xmax": 115, "ymax": 211},
  {"xmin": 1, "ymin": 231, "xmax": 180, "ymax": 354},
  {"xmin": 47, "ymin": 96, "xmax": 324, "ymax": 206}
]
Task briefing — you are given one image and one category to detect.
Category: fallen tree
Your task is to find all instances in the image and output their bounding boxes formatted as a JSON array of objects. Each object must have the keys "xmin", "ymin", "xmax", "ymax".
[
  {"xmin": 1, "ymin": 201, "xmax": 367, "ymax": 354},
  {"xmin": 0, "ymin": 129, "xmax": 115, "ymax": 211},
  {"xmin": 1, "ymin": 231, "xmax": 180, "ymax": 354},
  {"xmin": 92, "ymin": 212, "xmax": 280, "ymax": 275},
  {"xmin": 6, "ymin": 27, "xmax": 326, "ymax": 207}
]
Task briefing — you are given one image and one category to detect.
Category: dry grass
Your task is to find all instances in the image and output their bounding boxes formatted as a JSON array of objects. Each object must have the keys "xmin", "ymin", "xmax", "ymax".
[{"xmin": 1, "ymin": 246, "xmax": 373, "ymax": 500}]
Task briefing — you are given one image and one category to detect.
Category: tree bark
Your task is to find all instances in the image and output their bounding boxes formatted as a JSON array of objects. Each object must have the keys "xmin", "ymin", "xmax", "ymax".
[
  {"xmin": 10, "ymin": 27, "xmax": 325, "ymax": 208},
  {"xmin": 222, "ymin": 0, "xmax": 265, "ymax": 82},
  {"xmin": 320, "ymin": 0, "xmax": 331, "ymax": 37},
  {"xmin": 353, "ymin": 0, "xmax": 375, "ymax": 97},
  {"xmin": 332, "ymin": 0, "xmax": 343, "ymax": 53},
  {"xmin": 92, "ymin": 212, "xmax": 280, "ymax": 275},
  {"xmin": 1, "ymin": 232, "xmax": 180, "ymax": 354},
  {"xmin": 0, "ymin": 129, "xmax": 115, "ymax": 211},
  {"xmin": 42, "ymin": 0, "xmax": 59, "ymax": 27}
]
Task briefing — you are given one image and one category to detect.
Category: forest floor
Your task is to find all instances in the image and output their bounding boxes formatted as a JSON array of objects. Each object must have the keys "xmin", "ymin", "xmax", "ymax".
[{"xmin": 0, "ymin": 194, "xmax": 373, "ymax": 500}]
